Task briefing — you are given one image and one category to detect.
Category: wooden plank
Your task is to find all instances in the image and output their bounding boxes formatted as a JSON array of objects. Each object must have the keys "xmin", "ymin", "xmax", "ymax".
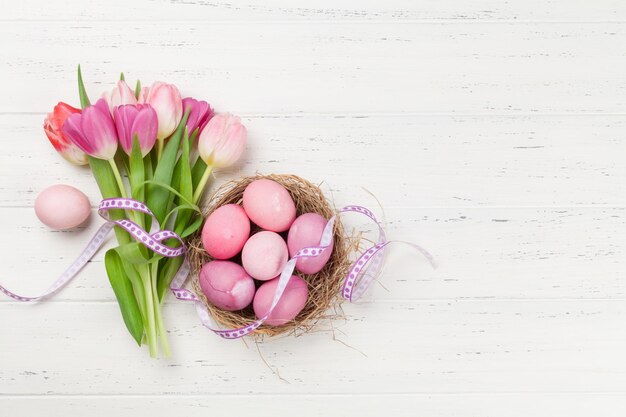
[
  {"xmin": 1, "ymin": 23, "xmax": 626, "ymax": 114},
  {"xmin": 2, "ymin": 114, "xmax": 625, "ymax": 208},
  {"xmin": 3, "ymin": 0, "xmax": 626, "ymax": 22},
  {"xmin": 0, "ymin": 206, "xmax": 624, "ymax": 302},
  {"xmin": 1, "ymin": 300, "xmax": 625, "ymax": 394},
  {"xmin": 2, "ymin": 393, "xmax": 626, "ymax": 417}
]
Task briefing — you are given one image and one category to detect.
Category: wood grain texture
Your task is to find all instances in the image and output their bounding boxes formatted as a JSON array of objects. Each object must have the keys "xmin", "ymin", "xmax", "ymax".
[
  {"xmin": 1, "ymin": 206, "xmax": 624, "ymax": 301},
  {"xmin": 1, "ymin": 23, "xmax": 626, "ymax": 114},
  {"xmin": 2, "ymin": 114, "xmax": 625, "ymax": 207},
  {"xmin": 4, "ymin": 394, "xmax": 626, "ymax": 417},
  {"xmin": 3, "ymin": 0, "xmax": 626, "ymax": 22},
  {"xmin": 1, "ymin": 0, "xmax": 625, "ymax": 415},
  {"xmin": 2, "ymin": 301, "xmax": 625, "ymax": 395}
]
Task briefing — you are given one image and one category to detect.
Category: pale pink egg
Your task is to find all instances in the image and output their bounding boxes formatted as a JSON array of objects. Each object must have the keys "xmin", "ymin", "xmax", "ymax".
[
  {"xmin": 201, "ymin": 204, "xmax": 250, "ymax": 260},
  {"xmin": 287, "ymin": 213, "xmax": 334, "ymax": 274},
  {"xmin": 243, "ymin": 179, "xmax": 296, "ymax": 232},
  {"xmin": 34, "ymin": 184, "xmax": 91, "ymax": 230},
  {"xmin": 241, "ymin": 231, "xmax": 288, "ymax": 281},
  {"xmin": 253, "ymin": 275, "xmax": 308, "ymax": 326},
  {"xmin": 199, "ymin": 260, "xmax": 256, "ymax": 311}
]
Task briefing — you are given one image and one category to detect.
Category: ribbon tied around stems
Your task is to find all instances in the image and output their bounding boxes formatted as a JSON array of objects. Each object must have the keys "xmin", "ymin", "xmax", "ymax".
[
  {"xmin": 0, "ymin": 200, "xmax": 435, "ymax": 340},
  {"xmin": 0, "ymin": 198, "xmax": 184, "ymax": 302}
]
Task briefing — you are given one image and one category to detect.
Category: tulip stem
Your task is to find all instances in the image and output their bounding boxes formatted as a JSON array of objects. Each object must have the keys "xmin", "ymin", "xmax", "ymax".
[
  {"xmin": 108, "ymin": 158, "xmax": 147, "ymax": 229},
  {"xmin": 140, "ymin": 266, "xmax": 158, "ymax": 358},
  {"xmin": 192, "ymin": 164, "xmax": 213, "ymax": 204},
  {"xmin": 151, "ymin": 261, "xmax": 171, "ymax": 358},
  {"xmin": 108, "ymin": 158, "xmax": 128, "ymax": 199},
  {"xmin": 156, "ymin": 138, "xmax": 164, "ymax": 162}
]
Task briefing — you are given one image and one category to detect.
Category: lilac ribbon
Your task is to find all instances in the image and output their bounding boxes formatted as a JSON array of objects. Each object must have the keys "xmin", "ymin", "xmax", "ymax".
[
  {"xmin": 170, "ymin": 205, "xmax": 435, "ymax": 339},
  {"xmin": 0, "ymin": 198, "xmax": 184, "ymax": 301},
  {"xmin": 1, "ymin": 200, "xmax": 434, "ymax": 341}
]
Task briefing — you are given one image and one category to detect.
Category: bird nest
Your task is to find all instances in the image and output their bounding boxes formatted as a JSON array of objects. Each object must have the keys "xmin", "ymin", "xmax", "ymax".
[{"xmin": 187, "ymin": 174, "xmax": 351, "ymax": 337}]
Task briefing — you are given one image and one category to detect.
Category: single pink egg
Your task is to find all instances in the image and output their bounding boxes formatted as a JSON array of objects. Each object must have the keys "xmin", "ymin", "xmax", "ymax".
[
  {"xmin": 243, "ymin": 179, "xmax": 296, "ymax": 232},
  {"xmin": 202, "ymin": 204, "xmax": 250, "ymax": 259},
  {"xmin": 253, "ymin": 275, "xmax": 308, "ymax": 326},
  {"xmin": 241, "ymin": 231, "xmax": 288, "ymax": 281},
  {"xmin": 199, "ymin": 260, "xmax": 256, "ymax": 311},
  {"xmin": 34, "ymin": 184, "xmax": 91, "ymax": 230},
  {"xmin": 287, "ymin": 213, "xmax": 334, "ymax": 274}
]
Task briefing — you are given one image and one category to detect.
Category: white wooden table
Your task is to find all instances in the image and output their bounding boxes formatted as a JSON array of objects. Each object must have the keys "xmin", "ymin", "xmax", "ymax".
[{"xmin": 1, "ymin": 1, "xmax": 625, "ymax": 415}]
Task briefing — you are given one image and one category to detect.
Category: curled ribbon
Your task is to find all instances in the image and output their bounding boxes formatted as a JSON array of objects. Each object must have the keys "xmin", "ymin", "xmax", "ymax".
[
  {"xmin": 0, "ymin": 198, "xmax": 184, "ymax": 301},
  {"xmin": 1, "ymin": 200, "xmax": 434, "ymax": 339},
  {"xmin": 171, "ymin": 205, "xmax": 435, "ymax": 339}
]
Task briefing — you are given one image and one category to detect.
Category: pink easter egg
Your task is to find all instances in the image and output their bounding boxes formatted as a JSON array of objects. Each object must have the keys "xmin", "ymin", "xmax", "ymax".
[
  {"xmin": 202, "ymin": 204, "xmax": 250, "ymax": 260},
  {"xmin": 34, "ymin": 184, "xmax": 91, "ymax": 230},
  {"xmin": 199, "ymin": 260, "xmax": 256, "ymax": 311},
  {"xmin": 253, "ymin": 275, "xmax": 308, "ymax": 326},
  {"xmin": 241, "ymin": 231, "xmax": 288, "ymax": 281},
  {"xmin": 243, "ymin": 179, "xmax": 296, "ymax": 232},
  {"xmin": 287, "ymin": 213, "xmax": 334, "ymax": 274}
]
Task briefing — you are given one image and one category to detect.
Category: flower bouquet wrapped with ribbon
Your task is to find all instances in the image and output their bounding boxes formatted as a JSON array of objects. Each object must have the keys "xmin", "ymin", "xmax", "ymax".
[{"xmin": 1, "ymin": 66, "xmax": 247, "ymax": 358}]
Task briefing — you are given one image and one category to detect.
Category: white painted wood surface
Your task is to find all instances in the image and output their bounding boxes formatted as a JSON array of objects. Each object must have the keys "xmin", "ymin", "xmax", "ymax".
[{"xmin": 1, "ymin": 1, "xmax": 625, "ymax": 415}]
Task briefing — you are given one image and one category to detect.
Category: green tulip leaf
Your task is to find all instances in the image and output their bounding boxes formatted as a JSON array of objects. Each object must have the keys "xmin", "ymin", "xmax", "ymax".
[
  {"xmin": 88, "ymin": 157, "xmax": 130, "ymax": 245},
  {"xmin": 191, "ymin": 157, "xmax": 207, "ymax": 190},
  {"xmin": 135, "ymin": 80, "xmax": 141, "ymax": 99},
  {"xmin": 181, "ymin": 215, "xmax": 203, "ymax": 238},
  {"xmin": 77, "ymin": 64, "xmax": 91, "ymax": 109},
  {"xmin": 116, "ymin": 242, "xmax": 163, "ymax": 265},
  {"xmin": 104, "ymin": 249, "xmax": 144, "ymax": 346},
  {"xmin": 179, "ymin": 128, "xmax": 193, "ymax": 204},
  {"xmin": 146, "ymin": 110, "xmax": 190, "ymax": 224},
  {"xmin": 157, "ymin": 255, "xmax": 185, "ymax": 301}
]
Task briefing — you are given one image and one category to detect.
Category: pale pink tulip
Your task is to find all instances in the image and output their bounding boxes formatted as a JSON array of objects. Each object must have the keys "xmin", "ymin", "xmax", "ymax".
[
  {"xmin": 198, "ymin": 113, "xmax": 246, "ymax": 168},
  {"xmin": 102, "ymin": 80, "xmax": 138, "ymax": 114},
  {"xmin": 139, "ymin": 81, "xmax": 182, "ymax": 140}
]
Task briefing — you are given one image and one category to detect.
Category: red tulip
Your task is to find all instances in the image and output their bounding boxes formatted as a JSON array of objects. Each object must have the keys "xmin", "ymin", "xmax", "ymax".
[{"xmin": 43, "ymin": 102, "xmax": 89, "ymax": 165}]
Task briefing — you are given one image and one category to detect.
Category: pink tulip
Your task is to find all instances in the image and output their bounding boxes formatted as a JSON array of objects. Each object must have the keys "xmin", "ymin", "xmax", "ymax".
[
  {"xmin": 139, "ymin": 82, "xmax": 182, "ymax": 140},
  {"xmin": 114, "ymin": 104, "xmax": 158, "ymax": 157},
  {"xmin": 43, "ymin": 102, "xmax": 89, "ymax": 165},
  {"xmin": 198, "ymin": 113, "xmax": 247, "ymax": 168},
  {"xmin": 62, "ymin": 99, "xmax": 118, "ymax": 160},
  {"xmin": 183, "ymin": 97, "xmax": 213, "ymax": 136},
  {"xmin": 102, "ymin": 80, "xmax": 138, "ymax": 114}
]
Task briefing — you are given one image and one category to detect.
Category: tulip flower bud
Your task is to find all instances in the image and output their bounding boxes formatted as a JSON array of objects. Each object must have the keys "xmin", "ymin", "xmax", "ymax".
[
  {"xmin": 139, "ymin": 81, "xmax": 183, "ymax": 140},
  {"xmin": 198, "ymin": 113, "xmax": 247, "ymax": 168},
  {"xmin": 43, "ymin": 102, "xmax": 89, "ymax": 165},
  {"xmin": 102, "ymin": 80, "xmax": 138, "ymax": 114},
  {"xmin": 62, "ymin": 99, "xmax": 118, "ymax": 160},
  {"xmin": 114, "ymin": 104, "xmax": 158, "ymax": 157},
  {"xmin": 183, "ymin": 97, "xmax": 213, "ymax": 136}
]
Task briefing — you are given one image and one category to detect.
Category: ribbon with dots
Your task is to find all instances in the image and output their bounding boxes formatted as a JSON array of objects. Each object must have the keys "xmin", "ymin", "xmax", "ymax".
[
  {"xmin": 0, "ymin": 200, "xmax": 434, "ymax": 340},
  {"xmin": 170, "ymin": 205, "xmax": 435, "ymax": 339},
  {"xmin": 0, "ymin": 198, "xmax": 185, "ymax": 301}
]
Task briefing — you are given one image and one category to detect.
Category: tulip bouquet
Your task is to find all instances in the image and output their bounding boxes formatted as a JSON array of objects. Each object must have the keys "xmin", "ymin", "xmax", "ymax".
[{"xmin": 44, "ymin": 66, "xmax": 247, "ymax": 357}]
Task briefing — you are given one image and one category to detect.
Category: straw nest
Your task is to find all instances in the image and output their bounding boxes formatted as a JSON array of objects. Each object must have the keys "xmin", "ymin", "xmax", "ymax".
[{"xmin": 187, "ymin": 174, "xmax": 351, "ymax": 337}]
